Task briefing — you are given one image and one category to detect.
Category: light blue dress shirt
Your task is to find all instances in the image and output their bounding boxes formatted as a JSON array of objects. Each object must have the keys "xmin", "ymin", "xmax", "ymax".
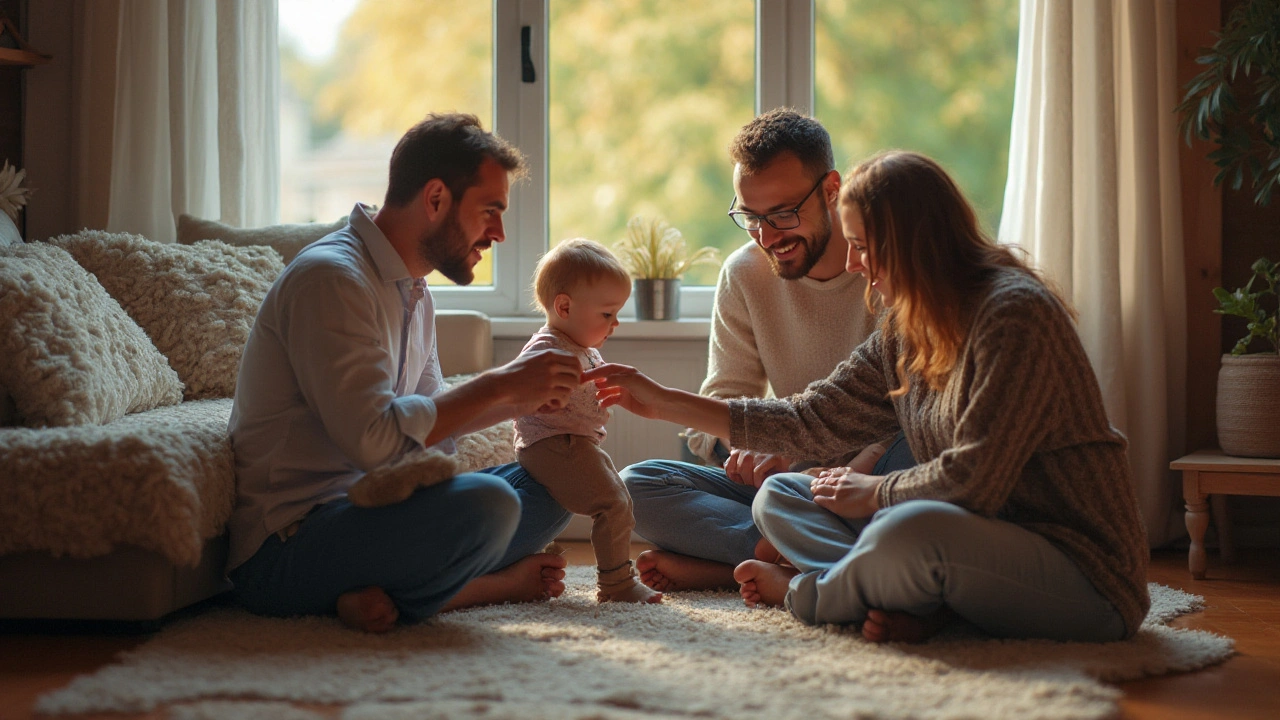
[{"xmin": 226, "ymin": 204, "xmax": 453, "ymax": 571}]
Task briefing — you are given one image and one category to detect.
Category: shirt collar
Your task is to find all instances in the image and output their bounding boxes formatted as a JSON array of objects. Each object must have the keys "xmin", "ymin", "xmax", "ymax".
[{"xmin": 348, "ymin": 203, "xmax": 414, "ymax": 284}]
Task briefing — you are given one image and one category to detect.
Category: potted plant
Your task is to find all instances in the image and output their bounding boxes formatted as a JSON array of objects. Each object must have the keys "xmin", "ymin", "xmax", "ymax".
[
  {"xmin": 1178, "ymin": 0, "xmax": 1280, "ymax": 457},
  {"xmin": 0, "ymin": 160, "xmax": 30, "ymax": 244},
  {"xmin": 1211, "ymin": 258, "xmax": 1280, "ymax": 457},
  {"xmin": 612, "ymin": 216, "xmax": 720, "ymax": 320}
]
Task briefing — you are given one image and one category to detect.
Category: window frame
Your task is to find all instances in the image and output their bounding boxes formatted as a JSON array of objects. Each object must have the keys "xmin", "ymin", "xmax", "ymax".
[{"xmin": 426, "ymin": 0, "xmax": 818, "ymax": 318}]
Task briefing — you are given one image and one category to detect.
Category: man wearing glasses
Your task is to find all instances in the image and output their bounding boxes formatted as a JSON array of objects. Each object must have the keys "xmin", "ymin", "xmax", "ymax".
[{"xmin": 621, "ymin": 108, "xmax": 909, "ymax": 592}]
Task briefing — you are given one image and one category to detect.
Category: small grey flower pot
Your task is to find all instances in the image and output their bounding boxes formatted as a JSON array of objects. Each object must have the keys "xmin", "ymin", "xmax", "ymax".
[{"xmin": 633, "ymin": 278, "xmax": 681, "ymax": 321}]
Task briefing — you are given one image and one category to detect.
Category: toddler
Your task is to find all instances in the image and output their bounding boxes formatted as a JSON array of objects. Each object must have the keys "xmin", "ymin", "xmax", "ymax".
[{"xmin": 515, "ymin": 239, "xmax": 661, "ymax": 604}]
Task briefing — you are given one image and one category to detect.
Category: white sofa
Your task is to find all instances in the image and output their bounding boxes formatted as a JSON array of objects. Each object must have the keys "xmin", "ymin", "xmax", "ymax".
[{"xmin": 0, "ymin": 224, "xmax": 511, "ymax": 623}]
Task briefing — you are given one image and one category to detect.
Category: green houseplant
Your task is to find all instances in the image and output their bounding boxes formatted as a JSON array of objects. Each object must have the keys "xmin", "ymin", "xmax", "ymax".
[
  {"xmin": 612, "ymin": 216, "xmax": 720, "ymax": 320},
  {"xmin": 1213, "ymin": 257, "xmax": 1278, "ymax": 356},
  {"xmin": 1179, "ymin": 0, "xmax": 1280, "ymax": 457},
  {"xmin": 1211, "ymin": 257, "xmax": 1280, "ymax": 457},
  {"xmin": 1176, "ymin": 0, "xmax": 1280, "ymax": 205}
]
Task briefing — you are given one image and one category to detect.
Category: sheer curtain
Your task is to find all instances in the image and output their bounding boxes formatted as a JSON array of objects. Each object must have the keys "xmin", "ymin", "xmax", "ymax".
[
  {"xmin": 106, "ymin": 0, "xmax": 279, "ymax": 244},
  {"xmin": 999, "ymin": 0, "xmax": 1186, "ymax": 547}
]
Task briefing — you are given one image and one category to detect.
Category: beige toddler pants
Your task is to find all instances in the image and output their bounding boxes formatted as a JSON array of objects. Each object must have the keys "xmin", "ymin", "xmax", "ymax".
[{"xmin": 517, "ymin": 434, "xmax": 637, "ymax": 589}]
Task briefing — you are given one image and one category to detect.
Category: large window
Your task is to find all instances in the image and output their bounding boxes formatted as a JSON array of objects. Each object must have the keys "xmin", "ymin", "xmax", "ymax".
[
  {"xmin": 278, "ymin": 0, "xmax": 494, "ymax": 286},
  {"xmin": 548, "ymin": 1, "xmax": 755, "ymax": 287},
  {"xmin": 815, "ymin": 0, "xmax": 1019, "ymax": 234},
  {"xmin": 278, "ymin": 0, "xmax": 1018, "ymax": 316}
]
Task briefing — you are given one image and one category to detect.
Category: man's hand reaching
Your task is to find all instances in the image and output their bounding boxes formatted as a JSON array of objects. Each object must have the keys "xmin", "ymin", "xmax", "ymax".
[{"xmin": 486, "ymin": 348, "xmax": 582, "ymax": 417}]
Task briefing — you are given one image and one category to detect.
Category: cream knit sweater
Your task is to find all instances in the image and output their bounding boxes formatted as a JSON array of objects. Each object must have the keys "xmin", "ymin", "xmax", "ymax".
[
  {"xmin": 687, "ymin": 241, "xmax": 877, "ymax": 464},
  {"xmin": 728, "ymin": 268, "xmax": 1151, "ymax": 637}
]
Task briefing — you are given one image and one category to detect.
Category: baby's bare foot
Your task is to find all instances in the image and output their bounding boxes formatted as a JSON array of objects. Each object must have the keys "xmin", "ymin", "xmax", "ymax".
[
  {"xmin": 635, "ymin": 549, "xmax": 737, "ymax": 592},
  {"xmin": 861, "ymin": 607, "xmax": 953, "ymax": 643},
  {"xmin": 441, "ymin": 552, "xmax": 568, "ymax": 612},
  {"xmin": 336, "ymin": 586, "xmax": 398, "ymax": 633},
  {"xmin": 733, "ymin": 559, "xmax": 799, "ymax": 608},
  {"xmin": 598, "ymin": 578, "xmax": 663, "ymax": 604}
]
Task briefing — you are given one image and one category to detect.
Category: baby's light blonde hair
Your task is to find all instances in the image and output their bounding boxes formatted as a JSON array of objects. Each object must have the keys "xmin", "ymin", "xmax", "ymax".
[{"xmin": 532, "ymin": 238, "xmax": 631, "ymax": 313}]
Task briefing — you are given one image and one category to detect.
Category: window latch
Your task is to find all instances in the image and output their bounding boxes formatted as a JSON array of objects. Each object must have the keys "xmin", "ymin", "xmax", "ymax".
[{"xmin": 521, "ymin": 26, "xmax": 536, "ymax": 83}]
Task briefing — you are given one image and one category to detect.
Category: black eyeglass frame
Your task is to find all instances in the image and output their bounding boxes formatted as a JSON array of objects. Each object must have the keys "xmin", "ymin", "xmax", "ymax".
[{"xmin": 726, "ymin": 171, "xmax": 830, "ymax": 233}]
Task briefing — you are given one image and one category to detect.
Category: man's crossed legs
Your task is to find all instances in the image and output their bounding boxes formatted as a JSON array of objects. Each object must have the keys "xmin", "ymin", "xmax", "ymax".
[{"xmin": 230, "ymin": 462, "xmax": 571, "ymax": 633}]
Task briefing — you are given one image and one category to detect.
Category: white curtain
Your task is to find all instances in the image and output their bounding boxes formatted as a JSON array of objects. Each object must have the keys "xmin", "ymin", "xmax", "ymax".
[
  {"xmin": 106, "ymin": 0, "xmax": 279, "ymax": 244},
  {"xmin": 999, "ymin": 0, "xmax": 1187, "ymax": 547}
]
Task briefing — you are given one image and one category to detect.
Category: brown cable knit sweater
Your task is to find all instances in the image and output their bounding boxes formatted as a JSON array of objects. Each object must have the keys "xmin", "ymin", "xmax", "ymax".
[{"xmin": 728, "ymin": 268, "xmax": 1151, "ymax": 637}]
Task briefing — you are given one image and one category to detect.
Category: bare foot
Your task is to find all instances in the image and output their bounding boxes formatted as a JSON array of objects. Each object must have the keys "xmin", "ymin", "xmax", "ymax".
[
  {"xmin": 634, "ymin": 549, "xmax": 737, "ymax": 592},
  {"xmin": 597, "ymin": 579, "xmax": 663, "ymax": 604},
  {"xmin": 440, "ymin": 552, "xmax": 568, "ymax": 612},
  {"xmin": 753, "ymin": 537, "xmax": 788, "ymax": 565},
  {"xmin": 861, "ymin": 607, "xmax": 954, "ymax": 643},
  {"xmin": 336, "ymin": 586, "xmax": 399, "ymax": 633},
  {"xmin": 733, "ymin": 559, "xmax": 799, "ymax": 608}
]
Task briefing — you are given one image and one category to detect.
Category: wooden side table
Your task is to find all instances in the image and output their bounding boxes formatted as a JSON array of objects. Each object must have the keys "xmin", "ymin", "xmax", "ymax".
[{"xmin": 1171, "ymin": 449, "xmax": 1280, "ymax": 579}]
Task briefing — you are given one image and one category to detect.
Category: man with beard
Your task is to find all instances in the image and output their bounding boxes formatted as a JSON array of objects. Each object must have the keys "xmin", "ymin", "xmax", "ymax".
[
  {"xmin": 621, "ymin": 108, "xmax": 909, "ymax": 591},
  {"xmin": 226, "ymin": 114, "xmax": 582, "ymax": 632}
]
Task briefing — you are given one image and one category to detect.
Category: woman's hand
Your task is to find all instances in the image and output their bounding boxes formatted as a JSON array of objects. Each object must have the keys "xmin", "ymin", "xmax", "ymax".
[
  {"xmin": 583, "ymin": 363, "xmax": 733, "ymax": 440},
  {"xmin": 725, "ymin": 450, "xmax": 792, "ymax": 488},
  {"xmin": 583, "ymin": 362, "xmax": 671, "ymax": 420},
  {"xmin": 809, "ymin": 467, "xmax": 882, "ymax": 519}
]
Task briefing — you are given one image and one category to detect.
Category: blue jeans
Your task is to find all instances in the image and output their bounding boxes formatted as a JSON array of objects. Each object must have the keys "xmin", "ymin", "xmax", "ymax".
[
  {"xmin": 754, "ymin": 475, "xmax": 1128, "ymax": 641},
  {"xmin": 621, "ymin": 432, "xmax": 916, "ymax": 565},
  {"xmin": 229, "ymin": 463, "xmax": 571, "ymax": 623}
]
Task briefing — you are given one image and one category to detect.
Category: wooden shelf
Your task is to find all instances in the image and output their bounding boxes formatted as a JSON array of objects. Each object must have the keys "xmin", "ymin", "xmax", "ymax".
[{"xmin": 0, "ymin": 47, "xmax": 50, "ymax": 67}]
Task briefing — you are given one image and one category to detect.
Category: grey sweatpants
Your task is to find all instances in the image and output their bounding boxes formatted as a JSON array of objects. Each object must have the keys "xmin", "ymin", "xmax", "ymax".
[{"xmin": 754, "ymin": 474, "xmax": 1129, "ymax": 641}]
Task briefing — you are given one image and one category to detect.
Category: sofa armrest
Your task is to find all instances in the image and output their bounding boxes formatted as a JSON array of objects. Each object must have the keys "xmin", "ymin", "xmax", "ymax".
[{"xmin": 436, "ymin": 310, "xmax": 493, "ymax": 377}]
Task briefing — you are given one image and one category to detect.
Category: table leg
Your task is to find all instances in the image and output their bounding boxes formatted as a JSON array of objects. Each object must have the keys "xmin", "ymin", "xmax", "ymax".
[
  {"xmin": 1183, "ymin": 469, "xmax": 1208, "ymax": 579},
  {"xmin": 1210, "ymin": 494, "xmax": 1235, "ymax": 562}
]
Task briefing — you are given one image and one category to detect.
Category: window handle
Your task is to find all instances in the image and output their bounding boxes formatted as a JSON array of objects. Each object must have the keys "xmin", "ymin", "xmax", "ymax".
[{"xmin": 521, "ymin": 26, "xmax": 536, "ymax": 83}]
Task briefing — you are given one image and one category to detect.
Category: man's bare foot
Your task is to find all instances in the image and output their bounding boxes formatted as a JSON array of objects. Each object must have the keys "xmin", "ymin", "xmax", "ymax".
[
  {"xmin": 733, "ymin": 559, "xmax": 799, "ymax": 608},
  {"xmin": 861, "ymin": 607, "xmax": 954, "ymax": 643},
  {"xmin": 753, "ymin": 537, "xmax": 788, "ymax": 565},
  {"xmin": 336, "ymin": 586, "xmax": 399, "ymax": 633},
  {"xmin": 597, "ymin": 579, "xmax": 663, "ymax": 604},
  {"xmin": 440, "ymin": 552, "xmax": 568, "ymax": 612},
  {"xmin": 635, "ymin": 549, "xmax": 737, "ymax": 592}
]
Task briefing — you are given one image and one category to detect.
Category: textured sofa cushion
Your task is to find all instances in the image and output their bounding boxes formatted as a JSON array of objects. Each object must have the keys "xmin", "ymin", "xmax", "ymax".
[
  {"xmin": 0, "ymin": 211, "xmax": 20, "ymax": 248},
  {"xmin": 0, "ymin": 400, "xmax": 236, "ymax": 566},
  {"xmin": 49, "ymin": 231, "xmax": 284, "ymax": 400},
  {"xmin": 177, "ymin": 213, "xmax": 345, "ymax": 265},
  {"xmin": 0, "ymin": 394, "xmax": 512, "ymax": 566},
  {"xmin": 0, "ymin": 243, "xmax": 183, "ymax": 427}
]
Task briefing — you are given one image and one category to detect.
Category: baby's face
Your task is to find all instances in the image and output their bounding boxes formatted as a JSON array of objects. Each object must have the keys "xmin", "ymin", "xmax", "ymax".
[{"xmin": 554, "ymin": 277, "xmax": 631, "ymax": 348}]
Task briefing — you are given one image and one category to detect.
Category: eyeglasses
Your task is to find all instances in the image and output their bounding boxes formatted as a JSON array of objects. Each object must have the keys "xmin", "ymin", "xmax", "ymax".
[{"xmin": 727, "ymin": 172, "xmax": 828, "ymax": 233}]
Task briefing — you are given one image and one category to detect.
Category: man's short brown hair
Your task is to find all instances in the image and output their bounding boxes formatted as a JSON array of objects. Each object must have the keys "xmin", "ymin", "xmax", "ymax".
[
  {"xmin": 384, "ymin": 113, "xmax": 526, "ymax": 208},
  {"xmin": 728, "ymin": 108, "xmax": 835, "ymax": 180}
]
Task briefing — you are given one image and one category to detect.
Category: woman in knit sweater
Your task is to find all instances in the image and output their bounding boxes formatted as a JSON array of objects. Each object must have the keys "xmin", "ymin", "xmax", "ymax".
[{"xmin": 585, "ymin": 150, "xmax": 1149, "ymax": 643}]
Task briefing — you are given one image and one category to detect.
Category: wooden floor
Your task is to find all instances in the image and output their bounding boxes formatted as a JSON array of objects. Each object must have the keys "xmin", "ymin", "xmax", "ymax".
[{"xmin": 1, "ymin": 545, "xmax": 1277, "ymax": 720}]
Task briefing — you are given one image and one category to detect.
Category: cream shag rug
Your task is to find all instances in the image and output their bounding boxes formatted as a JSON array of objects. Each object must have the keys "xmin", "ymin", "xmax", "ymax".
[{"xmin": 37, "ymin": 569, "xmax": 1232, "ymax": 720}]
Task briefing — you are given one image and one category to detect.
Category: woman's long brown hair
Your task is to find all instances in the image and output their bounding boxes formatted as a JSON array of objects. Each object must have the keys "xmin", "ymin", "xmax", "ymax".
[{"xmin": 840, "ymin": 150, "xmax": 1072, "ymax": 396}]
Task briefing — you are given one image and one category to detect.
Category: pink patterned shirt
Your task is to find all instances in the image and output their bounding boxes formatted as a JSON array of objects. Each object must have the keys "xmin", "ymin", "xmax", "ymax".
[{"xmin": 513, "ymin": 327, "xmax": 610, "ymax": 450}]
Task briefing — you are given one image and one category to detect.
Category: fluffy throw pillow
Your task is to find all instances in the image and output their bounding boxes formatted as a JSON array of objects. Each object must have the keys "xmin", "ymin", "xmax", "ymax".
[
  {"xmin": 0, "ymin": 243, "xmax": 183, "ymax": 427},
  {"xmin": 49, "ymin": 230, "xmax": 284, "ymax": 400},
  {"xmin": 0, "ymin": 212, "xmax": 21, "ymax": 248},
  {"xmin": 177, "ymin": 213, "xmax": 346, "ymax": 265}
]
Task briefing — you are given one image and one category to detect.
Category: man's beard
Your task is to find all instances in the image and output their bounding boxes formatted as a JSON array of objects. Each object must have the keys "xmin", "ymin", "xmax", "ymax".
[
  {"xmin": 418, "ymin": 208, "xmax": 484, "ymax": 285},
  {"xmin": 765, "ymin": 197, "xmax": 831, "ymax": 280}
]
